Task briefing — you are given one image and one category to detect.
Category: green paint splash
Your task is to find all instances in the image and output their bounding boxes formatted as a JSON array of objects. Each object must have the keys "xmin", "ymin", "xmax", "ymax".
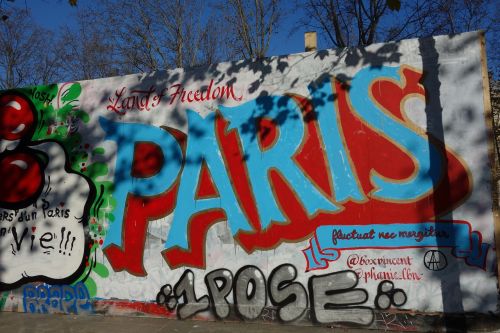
[{"xmin": 0, "ymin": 292, "xmax": 7, "ymax": 310}]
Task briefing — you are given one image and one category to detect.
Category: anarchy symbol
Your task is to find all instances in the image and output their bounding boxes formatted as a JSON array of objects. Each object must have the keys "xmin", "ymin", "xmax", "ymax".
[{"xmin": 423, "ymin": 250, "xmax": 447, "ymax": 271}]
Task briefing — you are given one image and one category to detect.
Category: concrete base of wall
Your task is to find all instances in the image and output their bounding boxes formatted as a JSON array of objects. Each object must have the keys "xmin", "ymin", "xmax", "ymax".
[{"xmin": 2, "ymin": 300, "xmax": 500, "ymax": 332}]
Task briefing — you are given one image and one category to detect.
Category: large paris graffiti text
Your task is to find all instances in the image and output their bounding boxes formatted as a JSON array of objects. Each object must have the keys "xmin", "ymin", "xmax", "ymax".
[{"xmin": 101, "ymin": 66, "xmax": 482, "ymax": 276}]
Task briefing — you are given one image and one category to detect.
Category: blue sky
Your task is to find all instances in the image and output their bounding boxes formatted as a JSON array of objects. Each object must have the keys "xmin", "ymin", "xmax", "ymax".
[
  {"xmin": 8, "ymin": 0, "xmax": 499, "ymax": 72},
  {"xmin": 23, "ymin": 0, "xmax": 308, "ymax": 56}
]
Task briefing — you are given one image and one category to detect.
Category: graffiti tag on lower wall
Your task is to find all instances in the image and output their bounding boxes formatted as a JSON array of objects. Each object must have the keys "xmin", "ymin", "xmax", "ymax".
[
  {"xmin": 155, "ymin": 264, "xmax": 406, "ymax": 325},
  {"xmin": 23, "ymin": 282, "xmax": 92, "ymax": 314}
]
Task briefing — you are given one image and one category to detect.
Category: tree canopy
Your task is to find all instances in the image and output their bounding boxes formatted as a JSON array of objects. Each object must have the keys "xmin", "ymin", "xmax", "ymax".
[{"xmin": 0, "ymin": 0, "xmax": 497, "ymax": 84}]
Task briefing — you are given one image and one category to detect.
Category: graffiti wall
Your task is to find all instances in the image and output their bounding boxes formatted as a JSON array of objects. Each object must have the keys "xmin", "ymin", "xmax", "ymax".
[{"xmin": 0, "ymin": 31, "xmax": 497, "ymax": 328}]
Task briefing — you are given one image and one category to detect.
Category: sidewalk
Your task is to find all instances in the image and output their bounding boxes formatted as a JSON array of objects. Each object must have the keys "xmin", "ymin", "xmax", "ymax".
[
  {"xmin": 0, "ymin": 311, "xmax": 373, "ymax": 333},
  {"xmin": 2, "ymin": 311, "xmax": 500, "ymax": 332}
]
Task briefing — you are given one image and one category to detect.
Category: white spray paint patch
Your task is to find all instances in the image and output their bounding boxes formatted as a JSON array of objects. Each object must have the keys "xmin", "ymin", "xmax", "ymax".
[{"xmin": 0, "ymin": 141, "xmax": 89, "ymax": 286}]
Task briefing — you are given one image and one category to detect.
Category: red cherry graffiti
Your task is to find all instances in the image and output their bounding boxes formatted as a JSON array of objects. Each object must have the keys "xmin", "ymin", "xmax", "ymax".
[
  {"xmin": 0, "ymin": 151, "xmax": 43, "ymax": 205},
  {"xmin": 0, "ymin": 93, "xmax": 44, "ymax": 208},
  {"xmin": 0, "ymin": 94, "xmax": 35, "ymax": 141}
]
